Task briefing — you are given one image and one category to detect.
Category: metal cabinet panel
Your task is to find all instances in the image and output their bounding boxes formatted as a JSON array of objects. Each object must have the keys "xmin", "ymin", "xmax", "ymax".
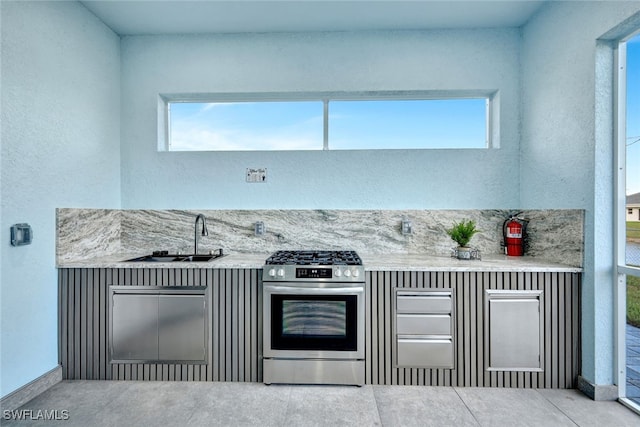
[
  {"xmin": 397, "ymin": 294, "xmax": 451, "ymax": 313},
  {"xmin": 396, "ymin": 314, "xmax": 451, "ymax": 335},
  {"xmin": 394, "ymin": 288, "xmax": 455, "ymax": 369},
  {"xmin": 397, "ymin": 339, "xmax": 454, "ymax": 368},
  {"xmin": 111, "ymin": 294, "xmax": 158, "ymax": 361},
  {"xmin": 485, "ymin": 291, "xmax": 543, "ymax": 371},
  {"xmin": 158, "ymin": 294, "xmax": 206, "ymax": 362},
  {"xmin": 110, "ymin": 286, "xmax": 207, "ymax": 364}
]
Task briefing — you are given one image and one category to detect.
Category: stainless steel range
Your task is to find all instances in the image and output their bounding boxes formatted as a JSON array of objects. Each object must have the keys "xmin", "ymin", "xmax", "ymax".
[{"xmin": 262, "ymin": 250, "xmax": 365, "ymax": 386}]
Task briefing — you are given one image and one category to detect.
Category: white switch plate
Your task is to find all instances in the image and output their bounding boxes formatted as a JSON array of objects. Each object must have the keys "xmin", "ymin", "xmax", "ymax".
[{"xmin": 246, "ymin": 168, "xmax": 267, "ymax": 183}]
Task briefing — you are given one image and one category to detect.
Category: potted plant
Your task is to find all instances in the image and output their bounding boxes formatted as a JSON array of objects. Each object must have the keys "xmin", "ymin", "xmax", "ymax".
[{"xmin": 446, "ymin": 220, "xmax": 479, "ymax": 260}]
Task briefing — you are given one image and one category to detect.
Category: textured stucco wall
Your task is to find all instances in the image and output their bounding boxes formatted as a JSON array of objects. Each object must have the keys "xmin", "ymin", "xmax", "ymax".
[
  {"xmin": 120, "ymin": 29, "xmax": 521, "ymax": 210},
  {"xmin": 521, "ymin": 1, "xmax": 640, "ymax": 387},
  {"xmin": 0, "ymin": 1, "xmax": 121, "ymax": 397}
]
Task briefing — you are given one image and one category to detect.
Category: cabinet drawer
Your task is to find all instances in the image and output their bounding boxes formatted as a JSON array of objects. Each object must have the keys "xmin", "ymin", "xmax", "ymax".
[
  {"xmin": 396, "ymin": 338, "xmax": 454, "ymax": 368},
  {"xmin": 396, "ymin": 294, "xmax": 451, "ymax": 313},
  {"xmin": 396, "ymin": 314, "xmax": 451, "ymax": 335}
]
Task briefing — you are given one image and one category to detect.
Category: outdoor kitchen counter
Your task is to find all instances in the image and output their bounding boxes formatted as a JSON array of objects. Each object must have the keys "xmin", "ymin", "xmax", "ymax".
[
  {"xmin": 360, "ymin": 253, "xmax": 582, "ymax": 272},
  {"xmin": 57, "ymin": 252, "xmax": 581, "ymax": 272},
  {"xmin": 59, "ymin": 252, "xmax": 581, "ymax": 386},
  {"xmin": 55, "ymin": 252, "xmax": 271, "ymax": 269}
]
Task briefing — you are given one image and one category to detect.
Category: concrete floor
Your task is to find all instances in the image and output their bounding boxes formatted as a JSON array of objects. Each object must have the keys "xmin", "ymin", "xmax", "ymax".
[{"xmin": 2, "ymin": 381, "xmax": 639, "ymax": 426}]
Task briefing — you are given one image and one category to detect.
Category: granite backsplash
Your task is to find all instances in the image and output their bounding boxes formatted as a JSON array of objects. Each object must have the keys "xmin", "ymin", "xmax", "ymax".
[{"xmin": 56, "ymin": 208, "xmax": 584, "ymax": 267}]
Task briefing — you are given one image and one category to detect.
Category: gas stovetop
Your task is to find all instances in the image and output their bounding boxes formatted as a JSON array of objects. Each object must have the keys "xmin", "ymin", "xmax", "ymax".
[
  {"xmin": 263, "ymin": 250, "xmax": 364, "ymax": 282},
  {"xmin": 264, "ymin": 250, "xmax": 362, "ymax": 266}
]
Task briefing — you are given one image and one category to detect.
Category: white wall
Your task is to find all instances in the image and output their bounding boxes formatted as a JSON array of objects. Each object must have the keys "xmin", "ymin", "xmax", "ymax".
[
  {"xmin": 0, "ymin": 1, "xmax": 121, "ymax": 397},
  {"xmin": 521, "ymin": 1, "xmax": 640, "ymax": 387},
  {"xmin": 120, "ymin": 29, "xmax": 521, "ymax": 209}
]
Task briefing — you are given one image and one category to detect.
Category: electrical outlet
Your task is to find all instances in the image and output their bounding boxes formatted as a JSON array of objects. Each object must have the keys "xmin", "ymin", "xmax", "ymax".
[
  {"xmin": 254, "ymin": 221, "xmax": 265, "ymax": 236},
  {"xmin": 246, "ymin": 168, "xmax": 267, "ymax": 183},
  {"xmin": 401, "ymin": 217, "xmax": 412, "ymax": 235}
]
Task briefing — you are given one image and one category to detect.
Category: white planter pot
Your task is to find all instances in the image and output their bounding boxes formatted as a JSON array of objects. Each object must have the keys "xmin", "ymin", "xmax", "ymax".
[{"xmin": 456, "ymin": 247, "xmax": 472, "ymax": 260}]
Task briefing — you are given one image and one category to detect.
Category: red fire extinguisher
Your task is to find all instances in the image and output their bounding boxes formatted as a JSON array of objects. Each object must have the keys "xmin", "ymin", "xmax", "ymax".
[{"xmin": 503, "ymin": 213, "xmax": 527, "ymax": 256}]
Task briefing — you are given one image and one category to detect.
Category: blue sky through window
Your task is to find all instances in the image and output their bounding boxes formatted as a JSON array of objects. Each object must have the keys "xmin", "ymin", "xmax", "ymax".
[
  {"xmin": 168, "ymin": 97, "xmax": 488, "ymax": 151},
  {"xmin": 170, "ymin": 101, "xmax": 323, "ymax": 150},
  {"xmin": 330, "ymin": 99, "xmax": 486, "ymax": 149}
]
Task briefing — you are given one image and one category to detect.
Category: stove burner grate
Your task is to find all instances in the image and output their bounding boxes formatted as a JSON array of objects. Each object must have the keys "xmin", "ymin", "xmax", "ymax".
[{"xmin": 265, "ymin": 250, "xmax": 362, "ymax": 266}]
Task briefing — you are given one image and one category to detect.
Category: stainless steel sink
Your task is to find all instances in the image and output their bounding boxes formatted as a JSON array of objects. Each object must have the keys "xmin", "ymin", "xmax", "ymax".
[
  {"xmin": 124, "ymin": 249, "xmax": 224, "ymax": 263},
  {"xmin": 178, "ymin": 254, "xmax": 222, "ymax": 262},
  {"xmin": 124, "ymin": 255, "xmax": 183, "ymax": 262}
]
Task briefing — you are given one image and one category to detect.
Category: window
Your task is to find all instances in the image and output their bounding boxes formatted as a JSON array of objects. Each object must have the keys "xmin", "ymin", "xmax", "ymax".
[
  {"xmin": 160, "ymin": 93, "xmax": 493, "ymax": 151},
  {"xmin": 614, "ymin": 29, "xmax": 640, "ymax": 410},
  {"xmin": 168, "ymin": 101, "xmax": 323, "ymax": 151},
  {"xmin": 622, "ymin": 34, "xmax": 640, "ymax": 269},
  {"xmin": 330, "ymin": 99, "xmax": 488, "ymax": 150}
]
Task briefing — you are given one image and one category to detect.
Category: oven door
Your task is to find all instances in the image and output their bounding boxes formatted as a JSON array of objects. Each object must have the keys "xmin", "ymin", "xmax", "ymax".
[{"xmin": 263, "ymin": 283, "xmax": 365, "ymax": 359}]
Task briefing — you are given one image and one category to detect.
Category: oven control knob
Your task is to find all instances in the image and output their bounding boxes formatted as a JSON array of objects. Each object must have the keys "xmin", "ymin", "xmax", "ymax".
[
  {"xmin": 353, "ymin": 269, "xmax": 360, "ymax": 278},
  {"xmin": 268, "ymin": 268, "xmax": 277, "ymax": 277},
  {"xmin": 277, "ymin": 268, "xmax": 285, "ymax": 278},
  {"xmin": 344, "ymin": 269, "xmax": 351, "ymax": 277},
  {"xmin": 334, "ymin": 268, "xmax": 342, "ymax": 277}
]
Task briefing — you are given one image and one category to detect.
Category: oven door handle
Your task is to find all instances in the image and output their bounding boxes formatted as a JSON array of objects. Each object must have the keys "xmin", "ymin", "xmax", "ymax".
[{"xmin": 264, "ymin": 285, "xmax": 363, "ymax": 294}]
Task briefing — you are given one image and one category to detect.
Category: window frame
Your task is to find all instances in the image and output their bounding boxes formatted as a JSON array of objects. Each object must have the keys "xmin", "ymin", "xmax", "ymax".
[
  {"xmin": 158, "ymin": 90, "xmax": 498, "ymax": 152},
  {"xmin": 614, "ymin": 31, "xmax": 640, "ymax": 411},
  {"xmin": 615, "ymin": 38, "xmax": 640, "ymax": 275}
]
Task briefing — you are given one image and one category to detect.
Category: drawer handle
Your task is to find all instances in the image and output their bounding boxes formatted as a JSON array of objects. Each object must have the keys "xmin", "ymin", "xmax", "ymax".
[{"xmin": 397, "ymin": 336, "xmax": 452, "ymax": 341}]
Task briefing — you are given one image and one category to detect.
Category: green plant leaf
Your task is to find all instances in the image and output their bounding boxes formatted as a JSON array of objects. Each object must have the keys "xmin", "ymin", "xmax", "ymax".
[{"xmin": 446, "ymin": 220, "xmax": 478, "ymax": 247}]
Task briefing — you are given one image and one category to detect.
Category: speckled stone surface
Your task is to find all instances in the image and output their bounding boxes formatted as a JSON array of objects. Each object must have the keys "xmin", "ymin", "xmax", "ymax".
[
  {"xmin": 56, "ymin": 208, "xmax": 584, "ymax": 269},
  {"xmin": 361, "ymin": 253, "xmax": 581, "ymax": 272},
  {"xmin": 60, "ymin": 252, "xmax": 271, "ymax": 270},
  {"xmin": 56, "ymin": 209, "xmax": 122, "ymax": 263},
  {"xmin": 59, "ymin": 252, "xmax": 581, "ymax": 272}
]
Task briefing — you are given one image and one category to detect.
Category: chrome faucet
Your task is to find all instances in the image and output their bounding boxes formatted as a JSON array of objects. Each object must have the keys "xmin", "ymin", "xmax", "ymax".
[{"xmin": 194, "ymin": 214, "xmax": 208, "ymax": 254}]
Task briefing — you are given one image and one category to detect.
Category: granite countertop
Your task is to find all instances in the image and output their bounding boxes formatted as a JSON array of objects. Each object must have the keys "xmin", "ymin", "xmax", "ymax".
[
  {"xmin": 360, "ymin": 253, "xmax": 581, "ymax": 272},
  {"xmin": 57, "ymin": 252, "xmax": 582, "ymax": 272},
  {"xmin": 56, "ymin": 252, "xmax": 270, "ymax": 269}
]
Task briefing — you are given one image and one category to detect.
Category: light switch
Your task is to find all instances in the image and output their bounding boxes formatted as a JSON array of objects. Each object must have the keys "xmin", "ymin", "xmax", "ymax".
[{"xmin": 246, "ymin": 168, "xmax": 267, "ymax": 182}]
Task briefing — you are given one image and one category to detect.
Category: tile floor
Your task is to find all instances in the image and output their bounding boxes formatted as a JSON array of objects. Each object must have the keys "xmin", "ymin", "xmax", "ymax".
[
  {"xmin": 628, "ymin": 323, "xmax": 640, "ymax": 406},
  {"xmin": 4, "ymin": 323, "xmax": 640, "ymax": 426},
  {"xmin": 2, "ymin": 381, "xmax": 639, "ymax": 427}
]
